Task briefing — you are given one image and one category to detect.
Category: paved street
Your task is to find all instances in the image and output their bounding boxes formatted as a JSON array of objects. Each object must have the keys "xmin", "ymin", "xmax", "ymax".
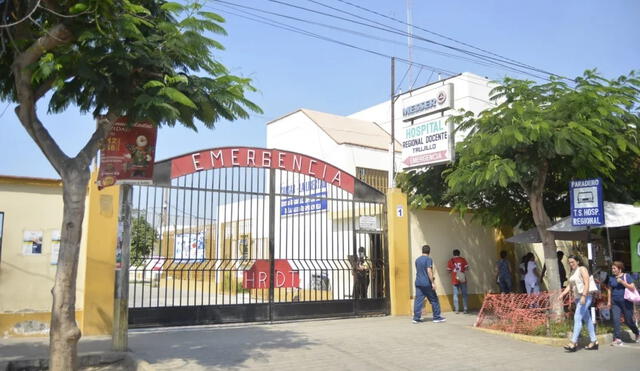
[{"xmin": 1, "ymin": 313, "xmax": 638, "ymax": 370}]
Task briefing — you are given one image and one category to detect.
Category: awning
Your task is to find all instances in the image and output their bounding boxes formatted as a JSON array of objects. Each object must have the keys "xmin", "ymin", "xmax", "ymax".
[{"xmin": 548, "ymin": 201, "xmax": 640, "ymax": 232}]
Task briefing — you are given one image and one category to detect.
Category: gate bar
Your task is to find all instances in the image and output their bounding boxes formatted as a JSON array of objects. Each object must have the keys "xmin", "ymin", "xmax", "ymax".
[{"xmin": 268, "ymin": 167, "xmax": 276, "ymax": 321}]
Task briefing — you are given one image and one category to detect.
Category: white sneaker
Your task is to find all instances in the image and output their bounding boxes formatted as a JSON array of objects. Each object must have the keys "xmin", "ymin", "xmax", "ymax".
[
  {"xmin": 611, "ymin": 338, "xmax": 623, "ymax": 346},
  {"xmin": 432, "ymin": 317, "xmax": 447, "ymax": 323}
]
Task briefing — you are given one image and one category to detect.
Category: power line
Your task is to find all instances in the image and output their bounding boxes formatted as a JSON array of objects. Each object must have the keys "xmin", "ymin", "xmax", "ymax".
[
  {"xmin": 208, "ymin": 3, "xmax": 456, "ymax": 76},
  {"xmin": 218, "ymin": 1, "xmax": 499, "ymax": 70},
  {"xmin": 0, "ymin": 102, "xmax": 10, "ymax": 120},
  {"xmin": 214, "ymin": 0, "xmax": 547, "ymax": 80},
  {"xmin": 333, "ymin": 0, "xmax": 560, "ymax": 77},
  {"xmin": 238, "ymin": 0, "xmax": 551, "ymax": 80}
]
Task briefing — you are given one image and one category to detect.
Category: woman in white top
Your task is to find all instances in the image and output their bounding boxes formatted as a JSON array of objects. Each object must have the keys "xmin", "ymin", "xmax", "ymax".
[
  {"xmin": 559, "ymin": 255, "xmax": 598, "ymax": 352},
  {"xmin": 523, "ymin": 254, "xmax": 540, "ymax": 294}
]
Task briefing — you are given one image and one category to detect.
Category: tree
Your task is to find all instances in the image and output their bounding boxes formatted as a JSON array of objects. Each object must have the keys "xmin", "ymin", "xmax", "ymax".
[
  {"xmin": 1, "ymin": 1, "xmax": 260, "ymax": 369},
  {"xmin": 443, "ymin": 71, "xmax": 640, "ymax": 315},
  {"xmin": 131, "ymin": 216, "xmax": 157, "ymax": 263}
]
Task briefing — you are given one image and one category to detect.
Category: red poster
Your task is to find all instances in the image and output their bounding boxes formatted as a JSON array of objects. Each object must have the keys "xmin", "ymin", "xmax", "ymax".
[{"xmin": 97, "ymin": 118, "xmax": 157, "ymax": 189}]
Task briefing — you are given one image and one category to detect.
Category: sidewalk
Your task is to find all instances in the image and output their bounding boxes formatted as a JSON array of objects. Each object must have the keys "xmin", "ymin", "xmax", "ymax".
[{"xmin": 1, "ymin": 312, "xmax": 638, "ymax": 370}]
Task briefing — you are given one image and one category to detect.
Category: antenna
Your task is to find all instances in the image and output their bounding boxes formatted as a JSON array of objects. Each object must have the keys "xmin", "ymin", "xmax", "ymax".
[{"xmin": 406, "ymin": 0, "xmax": 413, "ymax": 90}]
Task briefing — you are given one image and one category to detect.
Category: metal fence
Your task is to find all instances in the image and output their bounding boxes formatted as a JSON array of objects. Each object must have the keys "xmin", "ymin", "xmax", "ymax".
[{"xmin": 127, "ymin": 164, "xmax": 388, "ymax": 327}]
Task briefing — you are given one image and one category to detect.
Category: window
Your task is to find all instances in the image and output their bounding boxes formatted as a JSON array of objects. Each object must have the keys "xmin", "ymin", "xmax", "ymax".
[
  {"xmin": 356, "ymin": 167, "xmax": 388, "ymax": 193},
  {"xmin": 0, "ymin": 212, "xmax": 4, "ymax": 261}
]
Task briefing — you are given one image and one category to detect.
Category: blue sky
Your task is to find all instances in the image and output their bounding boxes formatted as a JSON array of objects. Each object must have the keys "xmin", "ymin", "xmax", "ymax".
[{"xmin": 1, "ymin": 0, "xmax": 638, "ymax": 178}]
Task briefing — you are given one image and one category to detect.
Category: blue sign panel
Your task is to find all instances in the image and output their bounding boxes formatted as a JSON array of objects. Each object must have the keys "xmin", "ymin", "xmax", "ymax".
[
  {"xmin": 569, "ymin": 178, "xmax": 605, "ymax": 227},
  {"xmin": 280, "ymin": 179, "xmax": 328, "ymax": 216},
  {"xmin": 280, "ymin": 192, "xmax": 328, "ymax": 216}
]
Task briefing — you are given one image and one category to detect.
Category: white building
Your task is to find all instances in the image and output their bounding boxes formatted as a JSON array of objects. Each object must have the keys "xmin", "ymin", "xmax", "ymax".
[{"xmin": 267, "ymin": 72, "xmax": 496, "ymax": 187}]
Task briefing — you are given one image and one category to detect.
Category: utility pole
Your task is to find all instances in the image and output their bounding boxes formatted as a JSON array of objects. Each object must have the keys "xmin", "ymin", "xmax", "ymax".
[
  {"xmin": 112, "ymin": 184, "xmax": 132, "ymax": 351},
  {"xmin": 390, "ymin": 57, "xmax": 396, "ymax": 188}
]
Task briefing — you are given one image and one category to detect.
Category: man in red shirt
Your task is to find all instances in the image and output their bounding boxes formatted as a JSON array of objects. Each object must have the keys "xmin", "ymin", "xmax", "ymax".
[{"xmin": 447, "ymin": 249, "xmax": 469, "ymax": 314}]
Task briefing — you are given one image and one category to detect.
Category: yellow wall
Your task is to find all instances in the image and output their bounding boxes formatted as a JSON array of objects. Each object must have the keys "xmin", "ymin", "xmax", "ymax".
[
  {"xmin": 0, "ymin": 176, "xmax": 87, "ymax": 336},
  {"xmin": 0, "ymin": 174, "xmax": 119, "ymax": 337},
  {"xmin": 408, "ymin": 208, "xmax": 498, "ymax": 313}
]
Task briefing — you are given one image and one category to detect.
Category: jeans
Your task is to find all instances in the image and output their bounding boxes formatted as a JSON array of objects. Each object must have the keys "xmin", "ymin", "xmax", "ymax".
[
  {"xmin": 611, "ymin": 297, "xmax": 640, "ymax": 340},
  {"xmin": 414, "ymin": 285, "xmax": 441, "ymax": 320},
  {"xmin": 571, "ymin": 295, "xmax": 597, "ymax": 344},
  {"xmin": 498, "ymin": 277, "xmax": 512, "ymax": 293},
  {"xmin": 453, "ymin": 283, "xmax": 468, "ymax": 312}
]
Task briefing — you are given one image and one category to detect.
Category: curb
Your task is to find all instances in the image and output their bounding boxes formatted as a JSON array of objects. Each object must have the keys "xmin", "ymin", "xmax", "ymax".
[
  {"xmin": 472, "ymin": 326, "xmax": 614, "ymax": 347},
  {"xmin": 0, "ymin": 351, "xmax": 128, "ymax": 370}
]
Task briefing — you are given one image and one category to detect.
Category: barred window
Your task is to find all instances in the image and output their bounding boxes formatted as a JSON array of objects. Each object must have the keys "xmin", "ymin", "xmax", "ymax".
[{"xmin": 356, "ymin": 167, "xmax": 388, "ymax": 193}]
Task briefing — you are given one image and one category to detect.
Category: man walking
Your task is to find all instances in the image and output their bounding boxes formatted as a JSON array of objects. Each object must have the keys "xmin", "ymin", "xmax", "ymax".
[
  {"xmin": 413, "ymin": 245, "xmax": 446, "ymax": 323},
  {"xmin": 447, "ymin": 249, "xmax": 469, "ymax": 314}
]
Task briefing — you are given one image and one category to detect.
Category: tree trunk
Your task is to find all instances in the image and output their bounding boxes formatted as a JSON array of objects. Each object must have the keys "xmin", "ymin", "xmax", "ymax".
[
  {"xmin": 49, "ymin": 167, "xmax": 91, "ymax": 371},
  {"xmin": 525, "ymin": 161, "xmax": 563, "ymax": 320}
]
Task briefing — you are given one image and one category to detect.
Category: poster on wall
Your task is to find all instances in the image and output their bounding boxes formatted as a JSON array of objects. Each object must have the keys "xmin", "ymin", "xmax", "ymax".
[
  {"xmin": 50, "ymin": 230, "xmax": 61, "ymax": 265},
  {"xmin": 22, "ymin": 230, "xmax": 43, "ymax": 255},
  {"xmin": 174, "ymin": 232, "xmax": 205, "ymax": 262},
  {"xmin": 97, "ymin": 117, "xmax": 157, "ymax": 189}
]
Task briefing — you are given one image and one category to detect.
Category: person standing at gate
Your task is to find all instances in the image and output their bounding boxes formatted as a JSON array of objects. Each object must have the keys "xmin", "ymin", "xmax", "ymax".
[
  {"xmin": 447, "ymin": 249, "xmax": 469, "ymax": 313},
  {"xmin": 349, "ymin": 247, "xmax": 370, "ymax": 299},
  {"xmin": 496, "ymin": 250, "xmax": 512, "ymax": 293},
  {"xmin": 413, "ymin": 245, "xmax": 446, "ymax": 323}
]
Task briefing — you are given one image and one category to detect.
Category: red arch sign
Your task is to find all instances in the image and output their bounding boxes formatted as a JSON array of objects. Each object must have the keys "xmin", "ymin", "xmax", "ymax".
[{"xmin": 157, "ymin": 147, "xmax": 356, "ymax": 193}]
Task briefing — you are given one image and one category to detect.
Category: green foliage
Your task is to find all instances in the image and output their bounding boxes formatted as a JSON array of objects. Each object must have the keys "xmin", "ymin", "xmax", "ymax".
[
  {"xmin": 131, "ymin": 216, "xmax": 157, "ymax": 262},
  {"xmin": 0, "ymin": 0, "xmax": 262, "ymax": 127},
  {"xmin": 399, "ymin": 71, "xmax": 640, "ymax": 229},
  {"xmin": 529, "ymin": 320, "xmax": 612, "ymax": 338}
]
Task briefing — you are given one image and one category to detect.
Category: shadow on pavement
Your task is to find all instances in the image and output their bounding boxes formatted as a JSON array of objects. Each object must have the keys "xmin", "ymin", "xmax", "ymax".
[{"xmin": 129, "ymin": 325, "xmax": 317, "ymax": 369}]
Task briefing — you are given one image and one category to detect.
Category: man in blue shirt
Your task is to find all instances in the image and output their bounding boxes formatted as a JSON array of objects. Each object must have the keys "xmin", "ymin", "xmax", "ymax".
[{"xmin": 413, "ymin": 245, "xmax": 446, "ymax": 323}]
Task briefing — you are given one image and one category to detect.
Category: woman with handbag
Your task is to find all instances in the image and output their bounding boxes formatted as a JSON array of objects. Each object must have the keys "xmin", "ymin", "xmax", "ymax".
[
  {"xmin": 607, "ymin": 261, "xmax": 640, "ymax": 345},
  {"xmin": 559, "ymin": 255, "xmax": 598, "ymax": 352}
]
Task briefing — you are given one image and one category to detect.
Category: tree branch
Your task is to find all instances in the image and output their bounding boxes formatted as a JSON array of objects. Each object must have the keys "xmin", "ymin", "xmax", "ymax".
[
  {"xmin": 12, "ymin": 23, "xmax": 75, "ymax": 175},
  {"xmin": 74, "ymin": 111, "xmax": 119, "ymax": 169}
]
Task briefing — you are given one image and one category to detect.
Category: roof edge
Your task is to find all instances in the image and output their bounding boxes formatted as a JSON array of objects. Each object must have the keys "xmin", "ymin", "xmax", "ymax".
[{"xmin": 0, "ymin": 175, "xmax": 63, "ymax": 187}]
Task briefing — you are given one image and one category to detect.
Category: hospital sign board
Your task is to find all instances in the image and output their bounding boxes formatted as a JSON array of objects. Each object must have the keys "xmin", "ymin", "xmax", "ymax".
[
  {"xmin": 401, "ymin": 116, "xmax": 454, "ymax": 169},
  {"xmin": 569, "ymin": 178, "xmax": 605, "ymax": 227}
]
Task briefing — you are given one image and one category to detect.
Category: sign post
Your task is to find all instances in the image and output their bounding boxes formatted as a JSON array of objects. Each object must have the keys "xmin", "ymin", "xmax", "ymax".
[
  {"xmin": 112, "ymin": 184, "xmax": 132, "ymax": 351},
  {"xmin": 569, "ymin": 178, "xmax": 604, "ymax": 327}
]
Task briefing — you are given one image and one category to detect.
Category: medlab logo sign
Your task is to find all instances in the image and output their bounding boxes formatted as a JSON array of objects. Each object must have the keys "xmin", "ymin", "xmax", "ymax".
[{"xmin": 402, "ymin": 83, "xmax": 453, "ymax": 121}]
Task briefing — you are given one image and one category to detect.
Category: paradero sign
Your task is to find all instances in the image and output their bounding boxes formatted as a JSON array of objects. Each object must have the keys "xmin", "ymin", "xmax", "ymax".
[{"xmin": 157, "ymin": 147, "xmax": 355, "ymax": 193}]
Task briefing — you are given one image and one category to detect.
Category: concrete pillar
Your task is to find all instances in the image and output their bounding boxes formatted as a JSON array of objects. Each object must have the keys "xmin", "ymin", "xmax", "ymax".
[
  {"xmin": 81, "ymin": 172, "xmax": 119, "ymax": 335},
  {"xmin": 386, "ymin": 188, "xmax": 412, "ymax": 316}
]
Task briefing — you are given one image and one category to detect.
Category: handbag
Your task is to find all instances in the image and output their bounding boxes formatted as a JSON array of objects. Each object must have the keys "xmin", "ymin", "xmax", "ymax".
[
  {"xmin": 456, "ymin": 271, "xmax": 467, "ymax": 283},
  {"xmin": 588, "ymin": 275, "xmax": 599, "ymax": 294},
  {"xmin": 623, "ymin": 274, "xmax": 640, "ymax": 303}
]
